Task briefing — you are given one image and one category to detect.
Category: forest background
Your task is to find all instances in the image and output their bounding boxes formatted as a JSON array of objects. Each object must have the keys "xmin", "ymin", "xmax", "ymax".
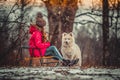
[{"xmin": 0, "ymin": 0, "xmax": 119, "ymax": 68}]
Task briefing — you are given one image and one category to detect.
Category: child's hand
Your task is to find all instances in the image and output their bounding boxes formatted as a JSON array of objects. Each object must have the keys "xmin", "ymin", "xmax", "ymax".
[{"xmin": 43, "ymin": 32, "xmax": 49, "ymax": 42}]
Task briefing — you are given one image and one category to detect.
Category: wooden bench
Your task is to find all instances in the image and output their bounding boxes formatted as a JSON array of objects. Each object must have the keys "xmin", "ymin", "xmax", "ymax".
[{"xmin": 20, "ymin": 46, "xmax": 60, "ymax": 67}]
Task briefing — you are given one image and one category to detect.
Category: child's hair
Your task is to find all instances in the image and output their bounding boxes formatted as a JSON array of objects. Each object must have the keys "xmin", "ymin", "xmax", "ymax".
[
  {"xmin": 36, "ymin": 12, "xmax": 47, "ymax": 42},
  {"xmin": 41, "ymin": 28, "xmax": 48, "ymax": 42}
]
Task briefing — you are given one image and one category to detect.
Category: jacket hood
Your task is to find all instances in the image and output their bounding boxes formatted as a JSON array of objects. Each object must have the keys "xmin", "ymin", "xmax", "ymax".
[{"xmin": 29, "ymin": 24, "xmax": 37, "ymax": 34}]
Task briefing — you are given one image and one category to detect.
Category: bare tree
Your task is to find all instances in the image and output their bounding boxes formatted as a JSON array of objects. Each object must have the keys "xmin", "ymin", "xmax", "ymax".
[
  {"xmin": 0, "ymin": 0, "xmax": 29, "ymax": 65},
  {"xmin": 42, "ymin": 0, "xmax": 78, "ymax": 49},
  {"xmin": 102, "ymin": 0, "xmax": 109, "ymax": 66},
  {"xmin": 109, "ymin": 0, "xmax": 120, "ymax": 66}
]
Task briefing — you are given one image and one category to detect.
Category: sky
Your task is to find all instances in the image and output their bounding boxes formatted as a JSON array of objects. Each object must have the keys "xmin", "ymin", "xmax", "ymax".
[
  {"xmin": 79, "ymin": 0, "xmax": 102, "ymax": 8},
  {"xmin": 81, "ymin": 0, "xmax": 93, "ymax": 8},
  {"xmin": 2, "ymin": 0, "xmax": 101, "ymax": 8}
]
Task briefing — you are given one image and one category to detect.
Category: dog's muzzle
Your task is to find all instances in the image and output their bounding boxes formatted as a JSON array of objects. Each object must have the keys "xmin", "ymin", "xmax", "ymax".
[{"xmin": 65, "ymin": 41, "xmax": 69, "ymax": 44}]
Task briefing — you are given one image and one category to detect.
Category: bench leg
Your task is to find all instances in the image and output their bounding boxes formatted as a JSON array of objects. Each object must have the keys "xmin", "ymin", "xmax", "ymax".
[
  {"xmin": 40, "ymin": 58, "xmax": 44, "ymax": 66},
  {"xmin": 29, "ymin": 58, "xmax": 32, "ymax": 66}
]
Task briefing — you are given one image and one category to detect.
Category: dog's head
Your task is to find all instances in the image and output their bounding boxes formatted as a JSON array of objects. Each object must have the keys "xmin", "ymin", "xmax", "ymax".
[{"xmin": 62, "ymin": 32, "xmax": 75, "ymax": 45}]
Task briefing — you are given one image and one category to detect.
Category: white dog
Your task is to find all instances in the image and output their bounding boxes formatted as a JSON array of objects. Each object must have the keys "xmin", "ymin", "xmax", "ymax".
[{"xmin": 61, "ymin": 32, "xmax": 82, "ymax": 66}]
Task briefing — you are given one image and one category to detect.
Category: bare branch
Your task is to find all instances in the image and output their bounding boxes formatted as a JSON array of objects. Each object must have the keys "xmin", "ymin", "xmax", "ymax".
[
  {"xmin": 76, "ymin": 11, "xmax": 118, "ymax": 18},
  {"xmin": 74, "ymin": 20, "xmax": 102, "ymax": 25}
]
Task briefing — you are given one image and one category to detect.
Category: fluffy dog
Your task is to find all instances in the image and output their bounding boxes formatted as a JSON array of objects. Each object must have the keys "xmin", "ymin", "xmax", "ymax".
[{"xmin": 61, "ymin": 32, "xmax": 82, "ymax": 66}]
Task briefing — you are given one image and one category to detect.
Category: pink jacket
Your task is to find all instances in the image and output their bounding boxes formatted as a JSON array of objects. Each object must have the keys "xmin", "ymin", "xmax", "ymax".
[{"xmin": 29, "ymin": 25, "xmax": 50, "ymax": 57}]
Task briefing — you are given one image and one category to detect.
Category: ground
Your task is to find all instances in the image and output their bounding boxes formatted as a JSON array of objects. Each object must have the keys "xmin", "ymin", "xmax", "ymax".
[{"xmin": 0, "ymin": 67, "xmax": 120, "ymax": 80}]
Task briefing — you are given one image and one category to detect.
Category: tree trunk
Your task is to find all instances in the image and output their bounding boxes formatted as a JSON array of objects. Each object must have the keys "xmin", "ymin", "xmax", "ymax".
[
  {"xmin": 43, "ymin": 0, "xmax": 78, "ymax": 49},
  {"xmin": 102, "ymin": 0, "xmax": 109, "ymax": 66}
]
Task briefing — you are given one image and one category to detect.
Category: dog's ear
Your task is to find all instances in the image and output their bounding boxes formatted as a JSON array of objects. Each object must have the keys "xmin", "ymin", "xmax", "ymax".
[
  {"xmin": 62, "ymin": 32, "xmax": 67, "ymax": 37},
  {"xmin": 69, "ymin": 32, "xmax": 74, "ymax": 36}
]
